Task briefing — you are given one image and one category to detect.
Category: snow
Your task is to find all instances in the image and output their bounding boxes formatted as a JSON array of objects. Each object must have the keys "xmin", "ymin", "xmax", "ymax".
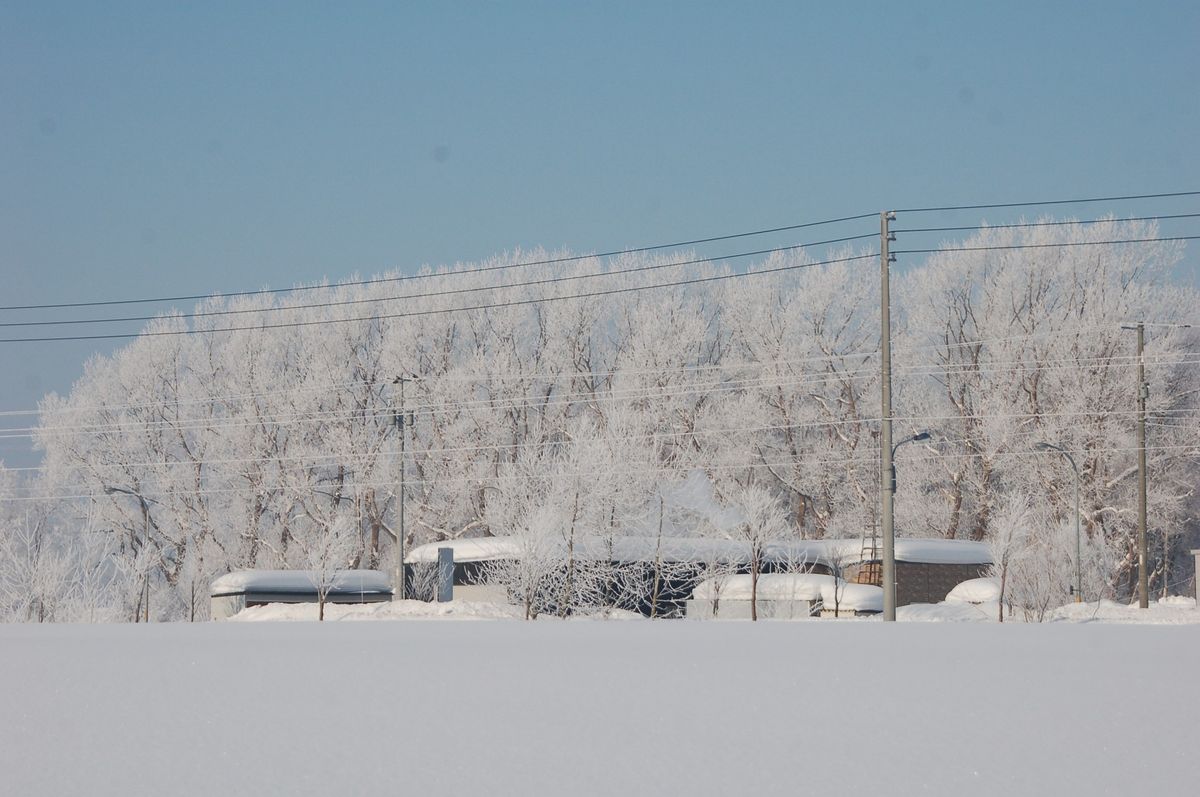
[
  {"xmin": 892, "ymin": 538, "xmax": 990, "ymax": 564},
  {"xmin": 897, "ymin": 602, "xmax": 994, "ymax": 622},
  {"xmin": 229, "ymin": 598, "xmax": 524, "ymax": 621},
  {"xmin": 229, "ymin": 600, "xmax": 650, "ymax": 623},
  {"xmin": 691, "ymin": 573, "xmax": 834, "ymax": 601},
  {"xmin": 896, "ymin": 597, "xmax": 1200, "ymax": 625},
  {"xmin": 1048, "ymin": 598, "xmax": 1200, "ymax": 625},
  {"xmin": 819, "ymin": 581, "xmax": 883, "ymax": 612},
  {"xmin": 405, "ymin": 537, "xmax": 524, "ymax": 564},
  {"xmin": 2, "ymin": 621, "xmax": 1195, "ymax": 796},
  {"xmin": 945, "ymin": 577, "xmax": 1002, "ymax": 604},
  {"xmin": 209, "ymin": 569, "xmax": 392, "ymax": 595}
]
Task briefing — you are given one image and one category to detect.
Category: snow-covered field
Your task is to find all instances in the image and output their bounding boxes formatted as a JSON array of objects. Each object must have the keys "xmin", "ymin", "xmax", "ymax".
[{"xmin": 2, "ymin": 616, "xmax": 1195, "ymax": 796}]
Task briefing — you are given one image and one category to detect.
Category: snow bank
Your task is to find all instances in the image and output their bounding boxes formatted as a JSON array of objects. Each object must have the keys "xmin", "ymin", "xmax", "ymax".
[
  {"xmin": 3, "ymin": 622, "xmax": 1195, "ymax": 796},
  {"xmin": 899, "ymin": 597, "xmax": 1200, "ymax": 624},
  {"xmin": 945, "ymin": 577, "xmax": 1001, "ymax": 604},
  {"xmin": 210, "ymin": 569, "xmax": 392, "ymax": 595},
  {"xmin": 229, "ymin": 599, "xmax": 523, "ymax": 622},
  {"xmin": 691, "ymin": 573, "xmax": 834, "ymax": 601},
  {"xmin": 897, "ymin": 602, "xmax": 992, "ymax": 622},
  {"xmin": 228, "ymin": 600, "xmax": 646, "ymax": 623},
  {"xmin": 1049, "ymin": 598, "xmax": 1200, "ymax": 624}
]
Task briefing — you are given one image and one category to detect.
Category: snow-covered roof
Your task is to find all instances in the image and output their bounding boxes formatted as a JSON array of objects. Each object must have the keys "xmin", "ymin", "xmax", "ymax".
[
  {"xmin": 210, "ymin": 569, "xmax": 393, "ymax": 596},
  {"xmin": 819, "ymin": 582, "xmax": 883, "ymax": 612},
  {"xmin": 945, "ymin": 577, "xmax": 1001, "ymax": 604},
  {"xmin": 691, "ymin": 573, "xmax": 835, "ymax": 601},
  {"xmin": 406, "ymin": 535, "xmax": 991, "ymax": 566},
  {"xmin": 892, "ymin": 539, "xmax": 990, "ymax": 565},
  {"xmin": 405, "ymin": 537, "xmax": 523, "ymax": 564}
]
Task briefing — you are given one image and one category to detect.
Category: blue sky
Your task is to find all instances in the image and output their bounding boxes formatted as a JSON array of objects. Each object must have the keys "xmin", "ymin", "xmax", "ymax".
[{"xmin": 1, "ymin": 1, "xmax": 1198, "ymax": 464}]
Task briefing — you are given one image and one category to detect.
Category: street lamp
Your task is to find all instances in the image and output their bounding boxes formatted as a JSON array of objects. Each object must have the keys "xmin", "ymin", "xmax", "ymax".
[
  {"xmin": 104, "ymin": 485, "xmax": 156, "ymax": 622},
  {"xmin": 1032, "ymin": 442, "xmax": 1082, "ymax": 603},
  {"xmin": 880, "ymin": 430, "xmax": 930, "ymax": 615},
  {"xmin": 889, "ymin": 431, "xmax": 931, "ymax": 492}
]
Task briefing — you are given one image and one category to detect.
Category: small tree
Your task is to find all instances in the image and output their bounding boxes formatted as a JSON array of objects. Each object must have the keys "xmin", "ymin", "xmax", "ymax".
[
  {"xmin": 822, "ymin": 544, "xmax": 851, "ymax": 619},
  {"xmin": 299, "ymin": 515, "xmax": 357, "ymax": 621},
  {"xmin": 730, "ymin": 484, "xmax": 789, "ymax": 621},
  {"xmin": 482, "ymin": 504, "xmax": 566, "ymax": 620},
  {"xmin": 987, "ymin": 493, "xmax": 1031, "ymax": 623}
]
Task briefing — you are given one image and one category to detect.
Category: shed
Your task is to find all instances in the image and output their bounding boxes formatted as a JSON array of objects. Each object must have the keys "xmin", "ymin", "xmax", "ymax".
[
  {"xmin": 850, "ymin": 539, "xmax": 992, "ymax": 606},
  {"xmin": 210, "ymin": 570, "xmax": 393, "ymax": 620},
  {"xmin": 686, "ymin": 573, "xmax": 834, "ymax": 619}
]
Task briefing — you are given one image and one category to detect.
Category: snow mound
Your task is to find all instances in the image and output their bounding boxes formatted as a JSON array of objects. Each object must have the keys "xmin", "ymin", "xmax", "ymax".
[
  {"xmin": 229, "ymin": 599, "xmax": 522, "ymax": 622},
  {"xmin": 898, "ymin": 602, "xmax": 992, "ymax": 622},
  {"xmin": 1049, "ymin": 598, "xmax": 1200, "ymax": 624},
  {"xmin": 819, "ymin": 582, "xmax": 883, "ymax": 612},
  {"xmin": 945, "ymin": 577, "xmax": 1001, "ymax": 604}
]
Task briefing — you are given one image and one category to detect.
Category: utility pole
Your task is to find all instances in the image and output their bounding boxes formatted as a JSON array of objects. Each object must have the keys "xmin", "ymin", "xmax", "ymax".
[
  {"xmin": 879, "ymin": 210, "xmax": 897, "ymax": 621},
  {"xmin": 392, "ymin": 374, "xmax": 417, "ymax": 600},
  {"xmin": 1135, "ymin": 322, "xmax": 1149, "ymax": 609},
  {"xmin": 1120, "ymin": 322, "xmax": 1149, "ymax": 608}
]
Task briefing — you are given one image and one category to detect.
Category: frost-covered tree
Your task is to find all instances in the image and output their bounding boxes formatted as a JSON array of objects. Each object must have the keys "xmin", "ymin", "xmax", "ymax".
[{"xmin": 8, "ymin": 222, "xmax": 1198, "ymax": 621}]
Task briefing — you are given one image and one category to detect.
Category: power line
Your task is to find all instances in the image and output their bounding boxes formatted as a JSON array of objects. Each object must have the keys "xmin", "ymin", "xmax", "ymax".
[
  {"xmin": 2, "ymin": 416, "xmax": 886, "ymax": 475},
  {"xmin": 893, "ymin": 235, "xmax": 1199, "ymax": 256},
  {"xmin": 14, "ymin": 369, "xmax": 886, "ymax": 438},
  {"xmin": 6, "ymin": 234, "xmax": 1190, "ymax": 343},
  {"xmin": 10, "ymin": 345, "xmax": 1196, "ymax": 438},
  {"xmin": 894, "ymin": 190, "xmax": 1200, "ymax": 214},
  {"xmin": 892, "ymin": 213, "xmax": 1200, "ymax": 234},
  {"xmin": 6, "ymin": 441, "xmax": 1198, "ymax": 504},
  {"xmin": 16, "ymin": 352, "xmax": 1198, "ymax": 440},
  {"xmin": 0, "ymin": 323, "xmax": 1138, "ymax": 419},
  {"xmin": 0, "ymin": 233, "xmax": 877, "ymax": 329},
  {"xmin": 13, "ymin": 408, "xmax": 1192, "ymax": 479},
  {"xmin": 0, "ymin": 212, "xmax": 878, "ymax": 313},
  {"xmin": 0, "ymin": 251, "xmax": 879, "ymax": 344}
]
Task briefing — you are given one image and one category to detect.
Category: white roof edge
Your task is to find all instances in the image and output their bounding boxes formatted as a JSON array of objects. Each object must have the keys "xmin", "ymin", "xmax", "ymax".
[{"xmin": 210, "ymin": 569, "xmax": 393, "ymax": 595}]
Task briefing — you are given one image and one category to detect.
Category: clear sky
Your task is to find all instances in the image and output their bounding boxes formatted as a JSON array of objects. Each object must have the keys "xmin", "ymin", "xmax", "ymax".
[{"xmin": 1, "ymin": 1, "xmax": 1198, "ymax": 465}]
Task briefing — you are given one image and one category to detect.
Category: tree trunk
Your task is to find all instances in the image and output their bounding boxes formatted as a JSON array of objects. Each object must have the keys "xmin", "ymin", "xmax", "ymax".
[{"xmin": 751, "ymin": 553, "xmax": 760, "ymax": 622}]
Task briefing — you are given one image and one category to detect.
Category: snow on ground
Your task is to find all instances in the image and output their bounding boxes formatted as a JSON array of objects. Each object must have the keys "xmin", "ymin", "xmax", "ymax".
[
  {"xmin": 1049, "ymin": 596, "xmax": 1200, "ymax": 624},
  {"xmin": 2, "ymin": 620, "xmax": 1195, "ymax": 796},
  {"xmin": 897, "ymin": 596, "xmax": 1200, "ymax": 624},
  {"xmin": 229, "ymin": 599, "xmax": 645, "ymax": 622},
  {"xmin": 897, "ymin": 601, "xmax": 996, "ymax": 622}
]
